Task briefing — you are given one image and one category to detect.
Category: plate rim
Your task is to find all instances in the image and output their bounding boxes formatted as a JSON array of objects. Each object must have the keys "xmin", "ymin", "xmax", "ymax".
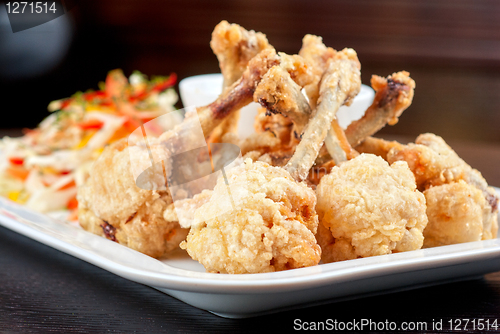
[{"xmin": 1, "ymin": 189, "xmax": 499, "ymax": 295}]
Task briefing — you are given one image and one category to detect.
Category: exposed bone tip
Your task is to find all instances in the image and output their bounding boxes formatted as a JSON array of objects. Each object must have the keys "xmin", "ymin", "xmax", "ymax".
[{"xmin": 389, "ymin": 71, "xmax": 416, "ymax": 89}]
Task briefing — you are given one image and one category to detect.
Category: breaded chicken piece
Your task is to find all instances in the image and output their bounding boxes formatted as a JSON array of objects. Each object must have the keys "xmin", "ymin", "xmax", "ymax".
[
  {"xmin": 312, "ymin": 70, "xmax": 415, "ymax": 169},
  {"xmin": 298, "ymin": 35, "xmax": 362, "ymax": 165},
  {"xmin": 78, "ymin": 139, "xmax": 187, "ymax": 258},
  {"xmin": 316, "ymin": 154, "xmax": 428, "ymax": 262},
  {"xmin": 211, "ymin": 20, "xmax": 271, "ymax": 88},
  {"xmin": 163, "ymin": 189, "xmax": 213, "ymax": 229},
  {"xmin": 387, "ymin": 133, "xmax": 471, "ymax": 190},
  {"xmin": 387, "ymin": 133, "xmax": 499, "ymax": 245},
  {"xmin": 223, "ymin": 53, "xmax": 316, "ymax": 164},
  {"xmin": 254, "ymin": 106, "xmax": 294, "ymax": 145},
  {"xmin": 298, "ymin": 34, "xmax": 337, "ymax": 109},
  {"xmin": 345, "ymin": 71, "xmax": 415, "ymax": 148},
  {"xmin": 286, "ymin": 48, "xmax": 361, "ymax": 181},
  {"xmin": 355, "ymin": 136, "xmax": 405, "ymax": 161},
  {"xmin": 181, "ymin": 159, "xmax": 321, "ymax": 274},
  {"xmin": 423, "ymin": 181, "xmax": 498, "ymax": 247},
  {"xmin": 209, "ymin": 20, "xmax": 272, "ymax": 142},
  {"xmin": 78, "ymin": 48, "xmax": 285, "ymax": 257},
  {"xmin": 254, "ymin": 65, "xmax": 313, "ymax": 137}
]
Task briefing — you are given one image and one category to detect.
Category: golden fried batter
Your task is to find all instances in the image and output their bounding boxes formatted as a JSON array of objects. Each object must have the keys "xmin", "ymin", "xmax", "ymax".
[
  {"xmin": 163, "ymin": 189, "xmax": 213, "ymax": 228},
  {"xmin": 254, "ymin": 106, "xmax": 294, "ymax": 143},
  {"xmin": 254, "ymin": 65, "xmax": 312, "ymax": 136},
  {"xmin": 209, "ymin": 20, "xmax": 272, "ymax": 142},
  {"xmin": 211, "ymin": 20, "xmax": 271, "ymax": 87},
  {"xmin": 181, "ymin": 159, "xmax": 321, "ymax": 274},
  {"xmin": 298, "ymin": 34, "xmax": 337, "ymax": 109},
  {"xmin": 423, "ymin": 181, "xmax": 498, "ymax": 247},
  {"xmin": 77, "ymin": 46, "xmax": 283, "ymax": 259},
  {"xmin": 316, "ymin": 154, "xmax": 428, "ymax": 262},
  {"xmin": 78, "ymin": 139, "xmax": 187, "ymax": 258},
  {"xmin": 387, "ymin": 133, "xmax": 469, "ymax": 190},
  {"xmin": 345, "ymin": 71, "xmax": 415, "ymax": 147},
  {"xmin": 387, "ymin": 133, "xmax": 498, "ymax": 213},
  {"xmin": 355, "ymin": 136, "xmax": 405, "ymax": 161},
  {"xmin": 387, "ymin": 133, "xmax": 499, "ymax": 246}
]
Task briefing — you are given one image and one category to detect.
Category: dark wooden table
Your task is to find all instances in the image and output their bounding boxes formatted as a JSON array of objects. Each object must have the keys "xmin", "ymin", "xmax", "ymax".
[{"xmin": 1, "ymin": 133, "xmax": 500, "ymax": 333}]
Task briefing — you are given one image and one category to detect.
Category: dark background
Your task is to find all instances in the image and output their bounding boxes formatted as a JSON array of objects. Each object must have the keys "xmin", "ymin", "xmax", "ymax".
[{"xmin": 1, "ymin": 0, "xmax": 500, "ymax": 143}]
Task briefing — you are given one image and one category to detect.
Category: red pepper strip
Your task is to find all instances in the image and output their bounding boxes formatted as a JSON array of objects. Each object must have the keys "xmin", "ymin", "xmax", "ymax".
[
  {"xmin": 99, "ymin": 100, "xmax": 114, "ymax": 107},
  {"xmin": 78, "ymin": 119, "xmax": 104, "ymax": 130},
  {"xmin": 83, "ymin": 90, "xmax": 107, "ymax": 102},
  {"xmin": 59, "ymin": 180, "xmax": 76, "ymax": 191},
  {"xmin": 129, "ymin": 73, "xmax": 177, "ymax": 101},
  {"xmin": 67, "ymin": 196, "xmax": 78, "ymax": 210},
  {"xmin": 55, "ymin": 91, "xmax": 107, "ymax": 110},
  {"xmin": 152, "ymin": 73, "xmax": 177, "ymax": 92},
  {"xmin": 9, "ymin": 157, "xmax": 24, "ymax": 166},
  {"xmin": 60, "ymin": 98, "xmax": 73, "ymax": 109},
  {"xmin": 128, "ymin": 93, "xmax": 146, "ymax": 102},
  {"xmin": 123, "ymin": 117, "xmax": 142, "ymax": 132}
]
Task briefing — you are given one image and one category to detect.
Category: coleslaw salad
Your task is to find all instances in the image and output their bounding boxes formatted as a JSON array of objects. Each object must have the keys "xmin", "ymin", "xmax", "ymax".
[{"xmin": 0, "ymin": 69, "xmax": 180, "ymax": 219}]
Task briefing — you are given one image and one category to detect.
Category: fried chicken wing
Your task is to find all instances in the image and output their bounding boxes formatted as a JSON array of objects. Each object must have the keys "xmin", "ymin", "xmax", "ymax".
[
  {"xmin": 298, "ymin": 36, "xmax": 360, "ymax": 164},
  {"xmin": 311, "ymin": 71, "xmax": 415, "ymax": 168},
  {"xmin": 423, "ymin": 181, "xmax": 498, "ymax": 247},
  {"xmin": 316, "ymin": 154, "xmax": 428, "ymax": 262},
  {"xmin": 78, "ymin": 48, "xmax": 281, "ymax": 257},
  {"xmin": 77, "ymin": 139, "xmax": 187, "ymax": 257},
  {"xmin": 211, "ymin": 20, "xmax": 272, "ymax": 89},
  {"xmin": 254, "ymin": 65, "xmax": 313, "ymax": 136},
  {"xmin": 345, "ymin": 71, "xmax": 415, "ymax": 147},
  {"xmin": 387, "ymin": 133, "xmax": 495, "ymax": 195},
  {"xmin": 197, "ymin": 48, "xmax": 280, "ymax": 137},
  {"xmin": 179, "ymin": 49, "xmax": 350, "ymax": 272},
  {"xmin": 180, "ymin": 159, "xmax": 320, "ymax": 274},
  {"xmin": 386, "ymin": 133, "xmax": 499, "ymax": 245},
  {"xmin": 355, "ymin": 136, "xmax": 405, "ymax": 161},
  {"xmin": 254, "ymin": 106, "xmax": 294, "ymax": 144},
  {"xmin": 298, "ymin": 34, "xmax": 337, "ymax": 109},
  {"xmin": 285, "ymin": 48, "xmax": 361, "ymax": 180},
  {"xmin": 209, "ymin": 21, "xmax": 272, "ymax": 142},
  {"xmin": 223, "ymin": 53, "xmax": 314, "ymax": 162}
]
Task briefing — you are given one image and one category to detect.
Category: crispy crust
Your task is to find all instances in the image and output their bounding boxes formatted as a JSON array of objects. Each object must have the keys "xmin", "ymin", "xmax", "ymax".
[
  {"xmin": 77, "ymin": 139, "xmax": 187, "ymax": 258},
  {"xmin": 316, "ymin": 154, "xmax": 428, "ymax": 262},
  {"xmin": 181, "ymin": 159, "xmax": 320, "ymax": 273}
]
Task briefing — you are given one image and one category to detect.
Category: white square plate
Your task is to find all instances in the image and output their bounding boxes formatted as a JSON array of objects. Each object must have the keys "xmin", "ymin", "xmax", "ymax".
[{"xmin": 1, "ymin": 189, "xmax": 499, "ymax": 318}]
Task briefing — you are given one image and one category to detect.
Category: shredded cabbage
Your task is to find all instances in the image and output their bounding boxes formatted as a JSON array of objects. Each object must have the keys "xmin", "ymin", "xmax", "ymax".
[{"xmin": 0, "ymin": 69, "xmax": 178, "ymax": 215}]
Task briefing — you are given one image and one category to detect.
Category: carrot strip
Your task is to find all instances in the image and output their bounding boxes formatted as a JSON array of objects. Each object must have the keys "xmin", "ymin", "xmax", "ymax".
[{"xmin": 6, "ymin": 166, "xmax": 29, "ymax": 181}]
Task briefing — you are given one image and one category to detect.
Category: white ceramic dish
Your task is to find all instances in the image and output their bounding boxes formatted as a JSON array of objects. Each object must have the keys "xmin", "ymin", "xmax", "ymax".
[
  {"xmin": 1, "ymin": 77, "xmax": 498, "ymax": 318},
  {"xmin": 179, "ymin": 74, "xmax": 375, "ymax": 138},
  {"xmin": 1, "ymin": 191, "xmax": 499, "ymax": 318}
]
